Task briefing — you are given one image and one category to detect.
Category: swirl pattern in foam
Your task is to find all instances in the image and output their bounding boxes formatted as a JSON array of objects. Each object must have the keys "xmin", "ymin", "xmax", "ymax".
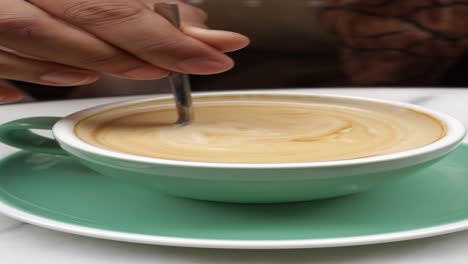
[{"xmin": 75, "ymin": 95, "xmax": 445, "ymax": 163}]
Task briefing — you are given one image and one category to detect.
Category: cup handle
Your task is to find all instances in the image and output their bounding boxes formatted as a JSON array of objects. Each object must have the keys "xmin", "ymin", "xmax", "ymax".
[{"xmin": 0, "ymin": 117, "xmax": 68, "ymax": 156}]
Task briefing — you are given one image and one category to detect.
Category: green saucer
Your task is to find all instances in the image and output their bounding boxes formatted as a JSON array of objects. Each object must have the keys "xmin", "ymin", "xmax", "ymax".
[{"xmin": 1, "ymin": 144, "xmax": 468, "ymax": 249}]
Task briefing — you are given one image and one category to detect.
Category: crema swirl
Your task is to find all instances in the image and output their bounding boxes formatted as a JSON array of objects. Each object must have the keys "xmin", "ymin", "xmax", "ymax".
[{"xmin": 75, "ymin": 95, "xmax": 445, "ymax": 163}]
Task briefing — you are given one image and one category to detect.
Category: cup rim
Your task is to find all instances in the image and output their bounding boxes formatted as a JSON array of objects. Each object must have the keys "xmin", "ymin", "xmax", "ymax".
[{"xmin": 53, "ymin": 91, "xmax": 467, "ymax": 169}]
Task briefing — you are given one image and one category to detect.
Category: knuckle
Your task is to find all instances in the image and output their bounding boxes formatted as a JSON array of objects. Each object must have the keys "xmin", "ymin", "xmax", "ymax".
[
  {"xmin": 138, "ymin": 38, "xmax": 184, "ymax": 54},
  {"xmin": 63, "ymin": 0, "xmax": 144, "ymax": 27},
  {"xmin": 75, "ymin": 52, "xmax": 130, "ymax": 70},
  {"xmin": 77, "ymin": 53, "xmax": 119, "ymax": 65}
]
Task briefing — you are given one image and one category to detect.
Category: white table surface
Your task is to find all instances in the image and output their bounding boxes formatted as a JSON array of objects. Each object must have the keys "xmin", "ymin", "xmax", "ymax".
[{"xmin": 1, "ymin": 88, "xmax": 468, "ymax": 264}]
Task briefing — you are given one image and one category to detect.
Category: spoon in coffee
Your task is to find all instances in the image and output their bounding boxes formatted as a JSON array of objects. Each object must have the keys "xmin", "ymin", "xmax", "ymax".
[{"xmin": 154, "ymin": 2, "xmax": 194, "ymax": 125}]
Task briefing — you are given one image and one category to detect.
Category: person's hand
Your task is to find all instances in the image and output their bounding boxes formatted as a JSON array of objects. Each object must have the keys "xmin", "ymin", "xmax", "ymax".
[
  {"xmin": 0, "ymin": 0, "xmax": 249, "ymax": 86},
  {"xmin": 0, "ymin": 80, "xmax": 30, "ymax": 104},
  {"xmin": 323, "ymin": 0, "xmax": 467, "ymax": 85}
]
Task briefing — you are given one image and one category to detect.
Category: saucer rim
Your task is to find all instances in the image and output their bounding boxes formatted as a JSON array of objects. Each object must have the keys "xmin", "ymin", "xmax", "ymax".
[
  {"xmin": 0, "ymin": 143, "xmax": 467, "ymax": 249},
  {"xmin": 1, "ymin": 202, "xmax": 468, "ymax": 249}
]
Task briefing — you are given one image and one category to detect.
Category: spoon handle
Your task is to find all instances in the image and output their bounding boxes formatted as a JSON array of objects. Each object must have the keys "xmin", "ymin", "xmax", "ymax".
[{"xmin": 154, "ymin": 3, "xmax": 193, "ymax": 125}]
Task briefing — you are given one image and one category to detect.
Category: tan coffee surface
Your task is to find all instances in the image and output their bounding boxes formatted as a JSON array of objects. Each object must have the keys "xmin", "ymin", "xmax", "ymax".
[{"xmin": 75, "ymin": 95, "xmax": 445, "ymax": 163}]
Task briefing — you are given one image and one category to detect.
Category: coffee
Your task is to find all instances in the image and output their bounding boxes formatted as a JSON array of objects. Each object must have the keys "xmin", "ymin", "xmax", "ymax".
[{"xmin": 75, "ymin": 95, "xmax": 445, "ymax": 163}]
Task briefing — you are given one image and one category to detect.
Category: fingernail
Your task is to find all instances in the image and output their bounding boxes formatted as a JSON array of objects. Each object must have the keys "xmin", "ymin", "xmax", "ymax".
[
  {"xmin": 177, "ymin": 57, "xmax": 233, "ymax": 74},
  {"xmin": 40, "ymin": 71, "xmax": 95, "ymax": 85},
  {"xmin": 120, "ymin": 66, "xmax": 169, "ymax": 79}
]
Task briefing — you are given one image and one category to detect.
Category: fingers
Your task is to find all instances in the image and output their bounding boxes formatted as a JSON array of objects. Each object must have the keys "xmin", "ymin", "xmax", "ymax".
[
  {"xmin": 183, "ymin": 27, "xmax": 250, "ymax": 52},
  {"xmin": 167, "ymin": 0, "xmax": 250, "ymax": 52},
  {"xmin": 0, "ymin": 50, "xmax": 99, "ymax": 86},
  {"xmin": 0, "ymin": 79, "xmax": 28, "ymax": 104},
  {"xmin": 0, "ymin": 45, "xmax": 41, "ymax": 60},
  {"xmin": 30, "ymin": 0, "xmax": 235, "ymax": 74},
  {"xmin": 0, "ymin": 0, "xmax": 168, "ymax": 80}
]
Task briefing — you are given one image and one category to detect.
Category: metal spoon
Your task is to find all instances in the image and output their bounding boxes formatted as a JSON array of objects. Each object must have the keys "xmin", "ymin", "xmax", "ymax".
[{"xmin": 154, "ymin": 2, "xmax": 193, "ymax": 125}]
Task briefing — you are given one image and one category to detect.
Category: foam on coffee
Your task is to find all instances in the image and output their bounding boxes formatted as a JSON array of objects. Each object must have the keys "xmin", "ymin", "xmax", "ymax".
[{"xmin": 75, "ymin": 95, "xmax": 445, "ymax": 163}]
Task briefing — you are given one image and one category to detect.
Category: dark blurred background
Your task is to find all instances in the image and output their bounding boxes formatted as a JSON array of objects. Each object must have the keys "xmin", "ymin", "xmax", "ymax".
[{"xmin": 3, "ymin": 0, "xmax": 468, "ymax": 104}]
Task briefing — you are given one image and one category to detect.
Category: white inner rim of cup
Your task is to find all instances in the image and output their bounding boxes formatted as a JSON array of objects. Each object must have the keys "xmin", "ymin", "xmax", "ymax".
[{"xmin": 53, "ymin": 91, "xmax": 466, "ymax": 169}]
